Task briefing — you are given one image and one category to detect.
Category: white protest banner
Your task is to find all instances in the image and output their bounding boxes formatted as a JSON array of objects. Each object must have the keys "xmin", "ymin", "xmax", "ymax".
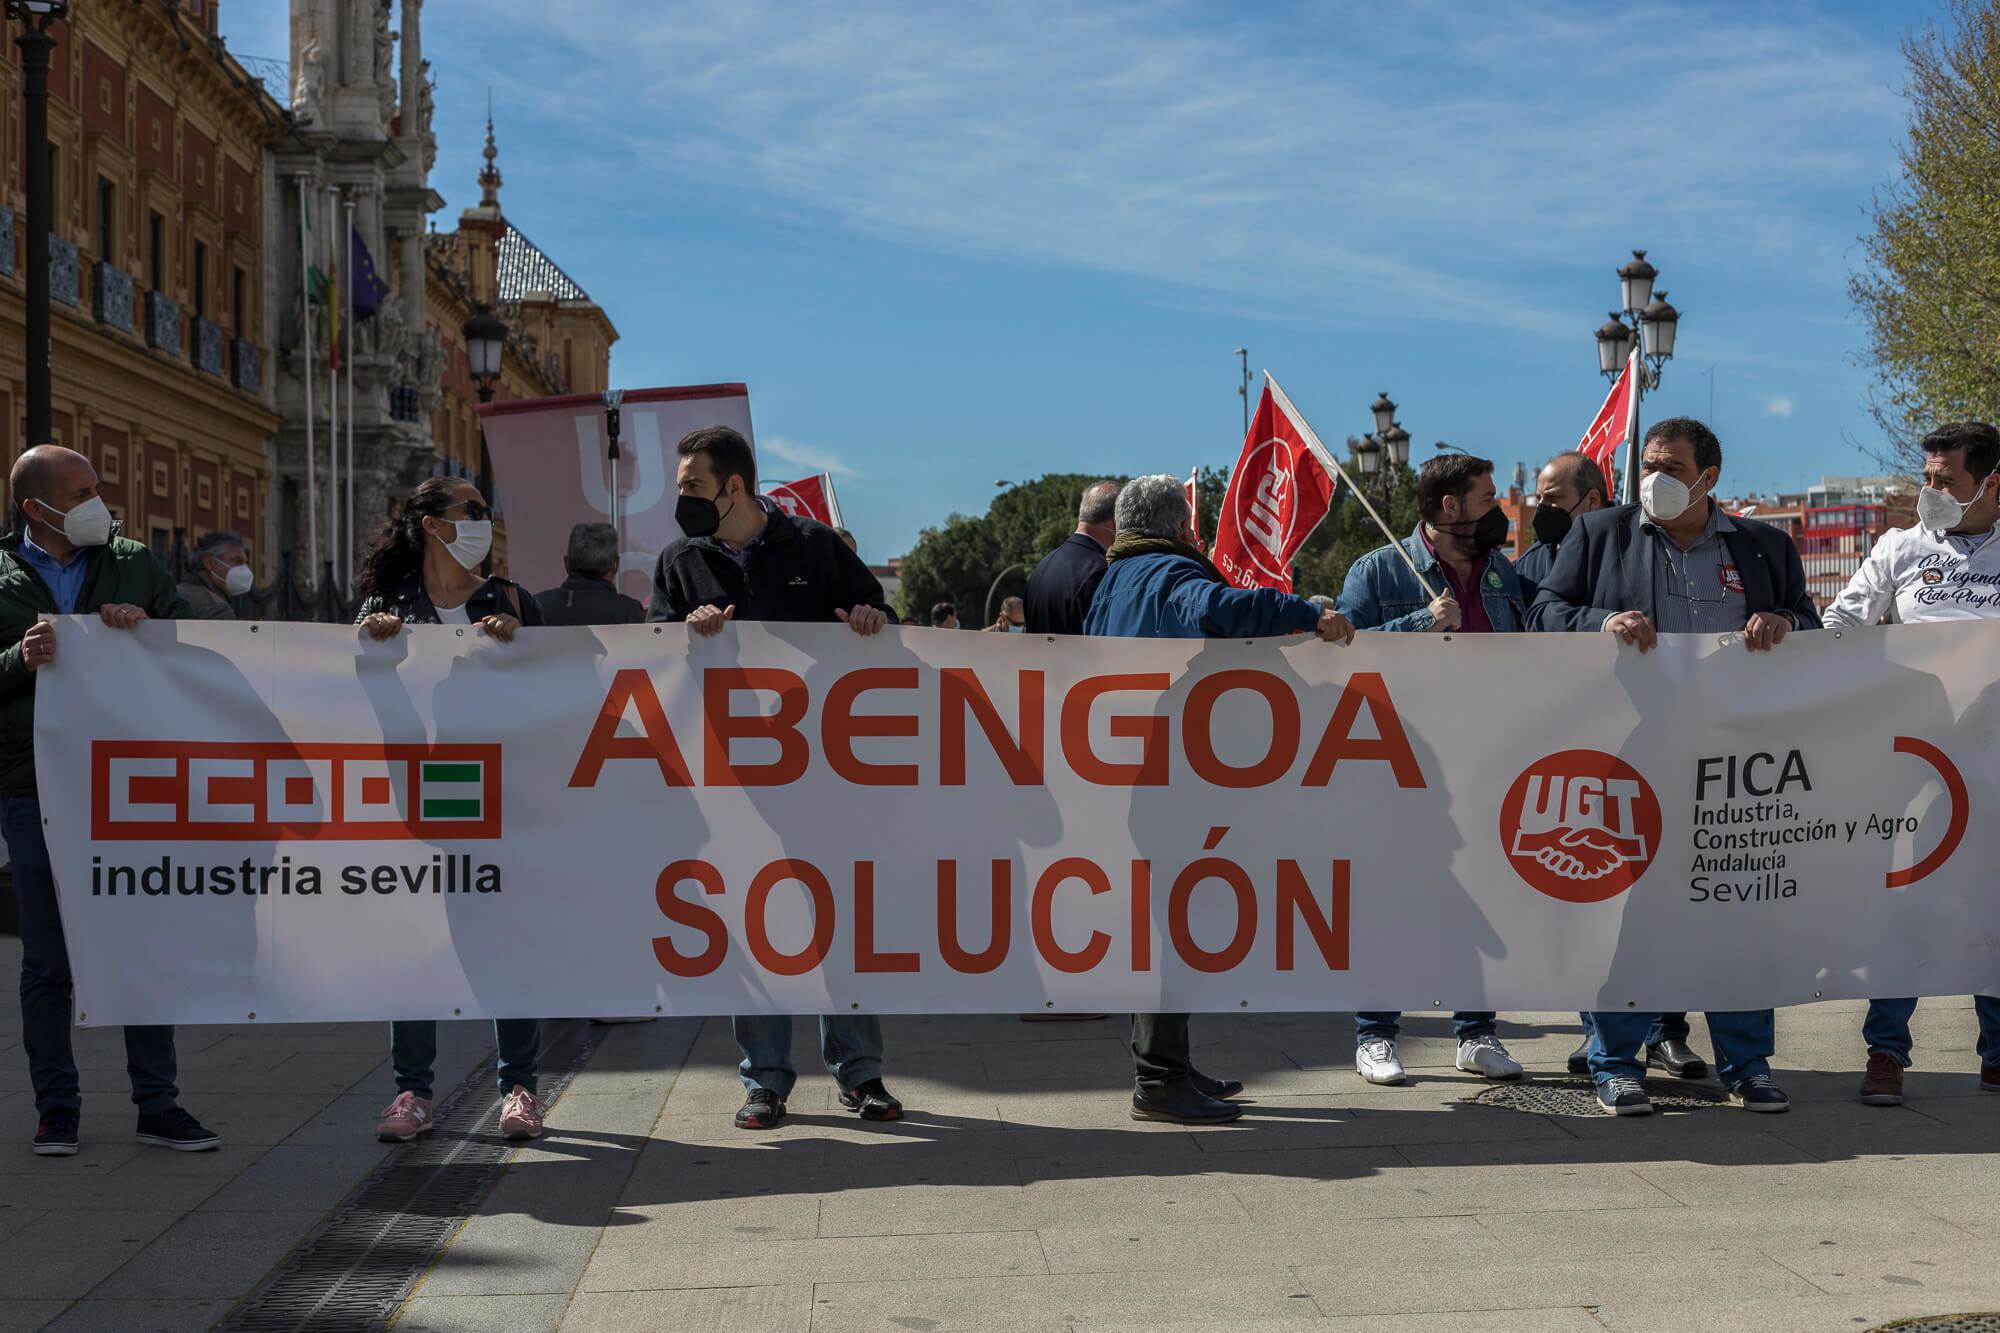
[
  {"xmin": 35, "ymin": 617, "xmax": 2000, "ymax": 1026},
  {"xmin": 476, "ymin": 384, "xmax": 755, "ymax": 604}
]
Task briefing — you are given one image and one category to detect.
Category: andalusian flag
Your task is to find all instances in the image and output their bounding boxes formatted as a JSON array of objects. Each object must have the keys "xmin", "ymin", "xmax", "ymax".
[{"xmin": 419, "ymin": 760, "xmax": 486, "ymax": 821}]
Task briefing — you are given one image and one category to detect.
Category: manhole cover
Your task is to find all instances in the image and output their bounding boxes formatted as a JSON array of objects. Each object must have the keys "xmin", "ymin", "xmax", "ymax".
[
  {"xmin": 1869, "ymin": 1318, "xmax": 2000, "ymax": 1332},
  {"xmin": 1472, "ymin": 1076, "xmax": 1728, "ymax": 1115}
]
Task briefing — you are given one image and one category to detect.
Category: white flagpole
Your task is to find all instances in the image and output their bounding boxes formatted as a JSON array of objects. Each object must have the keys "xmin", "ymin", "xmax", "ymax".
[
  {"xmin": 298, "ymin": 176, "xmax": 317, "ymax": 587},
  {"xmin": 822, "ymin": 473, "xmax": 844, "ymax": 530},
  {"xmin": 1264, "ymin": 371, "xmax": 1438, "ymax": 602},
  {"xmin": 326, "ymin": 186, "xmax": 339, "ymax": 591},
  {"xmin": 344, "ymin": 196, "xmax": 356, "ymax": 593}
]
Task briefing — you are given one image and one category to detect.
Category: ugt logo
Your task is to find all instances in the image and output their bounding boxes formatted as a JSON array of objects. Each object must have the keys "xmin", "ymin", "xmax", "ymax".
[
  {"xmin": 1233, "ymin": 440, "xmax": 1295, "ymax": 582},
  {"xmin": 1499, "ymin": 750, "xmax": 1660, "ymax": 903},
  {"xmin": 91, "ymin": 742, "xmax": 502, "ymax": 841}
]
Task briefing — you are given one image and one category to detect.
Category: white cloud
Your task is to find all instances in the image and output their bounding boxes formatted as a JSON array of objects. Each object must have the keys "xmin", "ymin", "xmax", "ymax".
[
  {"xmin": 1764, "ymin": 395, "xmax": 1796, "ymax": 418},
  {"xmin": 453, "ymin": 0, "xmax": 1904, "ymax": 339},
  {"xmin": 762, "ymin": 435, "xmax": 863, "ymax": 479}
]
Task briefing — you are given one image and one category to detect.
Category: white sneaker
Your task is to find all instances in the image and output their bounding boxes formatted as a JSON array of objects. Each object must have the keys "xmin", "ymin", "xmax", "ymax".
[
  {"xmin": 1456, "ymin": 1034, "xmax": 1524, "ymax": 1081},
  {"xmin": 1356, "ymin": 1037, "xmax": 1406, "ymax": 1085}
]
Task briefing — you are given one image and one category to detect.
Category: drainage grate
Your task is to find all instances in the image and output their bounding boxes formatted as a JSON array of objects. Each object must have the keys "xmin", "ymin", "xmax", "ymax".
[
  {"xmin": 1869, "ymin": 1320, "xmax": 2000, "ymax": 1332},
  {"xmin": 1472, "ymin": 1075, "xmax": 1729, "ymax": 1115},
  {"xmin": 219, "ymin": 1018, "xmax": 600, "ymax": 1333}
]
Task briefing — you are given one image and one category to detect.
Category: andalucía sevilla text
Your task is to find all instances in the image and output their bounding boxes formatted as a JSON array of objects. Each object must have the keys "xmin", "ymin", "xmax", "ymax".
[
  {"xmin": 37, "ymin": 618, "xmax": 2000, "ymax": 1026},
  {"xmin": 1209, "ymin": 384, "xmax": 1337, "ymax": 592}
]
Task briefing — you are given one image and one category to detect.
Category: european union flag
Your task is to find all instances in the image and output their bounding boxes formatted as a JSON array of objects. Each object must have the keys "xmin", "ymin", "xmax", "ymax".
[{"xmin": 349, "ymin": 229, "xmax": 392, "ymax": 319}]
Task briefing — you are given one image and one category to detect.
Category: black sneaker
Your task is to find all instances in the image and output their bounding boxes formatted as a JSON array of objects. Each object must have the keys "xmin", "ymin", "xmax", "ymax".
[
  {"xmin": 1647, "ymin": 1039, "xmax": 1710, "ymax": 1080},
  {"xmin": 1729, "ymin": 1075, "xmax": 1790, "ymax": 1114},
  {"xmin": 1567, "ymin": 1039, "xmax": 1591, "ymax": 1077},
  {"xmin": 1596, "ymin": 1077, "xmax": 1653, "ymax": 1117},
  {"xmin": 135, "ymin": 1107, "xmax": 221, "ymax": 1151},
  {"xmin": 733, "ymin": 1088, "xmax": 786, "ymax": 1130},
  {"xmin": 33, "ymin": 1107, "xmax": 80, "ymax": 1156},
  {"xmin": 838, "ymin": 1079, "xmax": 904, "ymax": 1122}
]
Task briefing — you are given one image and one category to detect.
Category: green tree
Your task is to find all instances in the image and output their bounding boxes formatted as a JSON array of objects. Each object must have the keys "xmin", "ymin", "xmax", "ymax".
[
  {"xmin": 1292, "ymin": 452, "xmax": 1419, "ymax": 599},
  {"xmin": 1851, "ymin": 0, "xmax": 2000, "ymax": 467},
  {"xmin": 895, "ymin": 473, "xmax": 1122, "ymax": 625}
]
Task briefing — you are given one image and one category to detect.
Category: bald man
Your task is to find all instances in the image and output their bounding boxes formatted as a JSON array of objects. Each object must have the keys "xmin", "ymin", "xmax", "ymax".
[{"xmin": 1, "ymin": 445, "xmax": 218, "ymax": 1156}]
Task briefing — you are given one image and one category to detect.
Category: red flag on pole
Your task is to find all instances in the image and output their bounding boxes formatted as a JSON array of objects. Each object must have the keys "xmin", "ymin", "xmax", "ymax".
[
  {"xmin": 1209, "ymin": 380, "xmax": 1339, "ymax": 592},
  {"xmin": 1186, "ymin": 467, "xmax": 1202, "ymax": 548},
  {"xmin": 1579, "ymin": 349, "xmax": 1639, "ymax": 491},
  {"xmin": 766, "ymin": 474, "xmax": 838, "ymax": 526}
]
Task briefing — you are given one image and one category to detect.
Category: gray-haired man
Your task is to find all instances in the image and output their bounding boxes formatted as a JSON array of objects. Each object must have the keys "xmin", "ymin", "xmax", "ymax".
[
  {"xmin": 535, "ymin": 522, "xmax": 644, "ymax": 626},
  {"xmin": 177, "ymin": 531, "xmax": 252, "ymax": 620}
]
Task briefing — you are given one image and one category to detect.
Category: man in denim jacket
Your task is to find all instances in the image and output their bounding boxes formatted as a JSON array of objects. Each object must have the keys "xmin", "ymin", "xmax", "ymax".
[{"xmin": 1335, "ymin": 454, "xmax": 1527, "ymax": 1086}]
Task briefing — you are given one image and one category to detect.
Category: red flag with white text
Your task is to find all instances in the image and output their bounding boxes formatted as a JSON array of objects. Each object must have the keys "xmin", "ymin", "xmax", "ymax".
[
  {"xmin": 1208, "ymin": 381, "xmax": 1338, "ymax": 592},
  {"xmin": 1579, "ymin": 350, "xmax": 1639, "ymax": 491},
  {"xmin": 766, "ymin": 474, "xmax": 843, "ymax": 528}
]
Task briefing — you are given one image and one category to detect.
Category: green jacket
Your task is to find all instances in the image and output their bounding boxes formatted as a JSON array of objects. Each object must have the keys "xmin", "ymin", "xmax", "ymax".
[{"xmin": 0, "ymin": 528, "xmax": 192, "ymax": 797}]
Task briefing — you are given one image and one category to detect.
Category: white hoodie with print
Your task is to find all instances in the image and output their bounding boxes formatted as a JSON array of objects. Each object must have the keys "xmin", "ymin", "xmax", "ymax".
[{"xmin": 1821, "ymin": 522, "xmax": 2000, "ymax": 627}]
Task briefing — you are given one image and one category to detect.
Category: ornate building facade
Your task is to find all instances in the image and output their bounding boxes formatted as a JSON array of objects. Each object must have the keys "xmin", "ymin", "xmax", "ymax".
[{"xmin": 0, "ymin": 2, "xmax": 283, "ymax": 570}]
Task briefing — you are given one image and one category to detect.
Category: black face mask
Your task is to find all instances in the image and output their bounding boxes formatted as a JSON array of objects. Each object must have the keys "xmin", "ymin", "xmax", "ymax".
[
  {"xmin": 1442, "ymin": 505, "xmax": 1510, "ymax": 555},
  {"xmin": 1531, "ymin": 500, "xmax": 1576, "ymax": 549},
  {"xmin": 675, "ymin": 492, "xmax": 734, "ymax": 539}
]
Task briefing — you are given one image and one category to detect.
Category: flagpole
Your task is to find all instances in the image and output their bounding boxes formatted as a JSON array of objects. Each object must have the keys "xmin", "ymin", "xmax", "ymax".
[
  {"xmin": 326, "ymin": 185, "xmax": 339, "ymax": 592},
  {"xmin": 344, "ymin": 195, "xmax": 356, "ymax": 594},
  {"xmin": 1264, "ymin": 372, "xmax": 1438, "ymax": 602},
  {"xmin": 822, "ymin": 473, "xmax": 844, "ymax": 530},
  {"xmin": 298, "ymin": 175, "xmax": 318, "ymax": 588},
  {"xmin": 1620, "ymin": 347, "xmax": 1644, "ymax": 505}
]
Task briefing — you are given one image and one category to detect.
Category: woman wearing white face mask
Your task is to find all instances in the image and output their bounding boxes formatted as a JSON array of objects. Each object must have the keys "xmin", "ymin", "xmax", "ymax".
[
  {"xmin": 352, "ymin": 477, "xmax": 549, "ymax": 1143},
  {"xmin": 178, "ymin": 531, "xmax": 255, "ymax": 620}
]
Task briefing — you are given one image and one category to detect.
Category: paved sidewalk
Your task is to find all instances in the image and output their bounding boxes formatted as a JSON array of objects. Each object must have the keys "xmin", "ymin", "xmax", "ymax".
[
  {"xmin": 392, "ymin": 1000, "xmax": 2000, "ymax": 1333},
  {"xmin": 4, "ymin": 921, "xmax": 1999, "ymax": 1333}
]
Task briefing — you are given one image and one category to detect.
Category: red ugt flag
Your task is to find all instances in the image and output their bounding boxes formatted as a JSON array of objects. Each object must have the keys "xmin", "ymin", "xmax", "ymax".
[
  {"xmin": 765, "ymin": 474, "xmax": 843, "ymax": 527},
  {"xmin": 1209, "ymin": 381, "xmax": 1337, "ymax": 592},
  {"xmin": 1579, "ymin": 349, "xmax": 1639, "ymax": 489}
]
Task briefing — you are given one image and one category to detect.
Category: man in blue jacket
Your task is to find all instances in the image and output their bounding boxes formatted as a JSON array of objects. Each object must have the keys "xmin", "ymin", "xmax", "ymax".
[
  {"xmin": 1085, "ymin": 474, "xmax": 1355, "ymax": 1123},
  {"xmin": 1530, "ymin": 416, "xmax": 1818, "ymax": 1117},
  {"xmin": 1337, "ymin": 454, "xmax": 1528, "ymax": 1087}
]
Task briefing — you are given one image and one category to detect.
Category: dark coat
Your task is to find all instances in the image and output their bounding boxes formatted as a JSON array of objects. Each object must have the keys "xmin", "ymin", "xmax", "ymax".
[
  {"xmin": 1527, "ymin": 503, "xmax": 1820, "ymax": 633},
  {"xmin": 535, "ymin": 574, "xmax": 644, "ymax": 627},
  {"xmin": 0, "ymin": 527, "xmax": 193, "ymax": 797},
  {"xmin": 646, "ymin": 507, "xmax": 893, "ymax": 625},
  {"xmin": 1513, "ymin": 540, "xmax": 1557, "ymax": 608},
  {"xmin": 1024, "ymin": 531, "xmax": 1107, "ymax": 637},
  {"xmin": 355, "ymin": 575, "xmax": 542, "ymax": 627}
]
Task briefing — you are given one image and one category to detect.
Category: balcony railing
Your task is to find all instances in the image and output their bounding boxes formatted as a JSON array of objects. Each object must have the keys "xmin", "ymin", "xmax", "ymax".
[
  {"xmin": 93, "ymin": 262, "xmax": 133, "ymax": 331},
  {"xmin": 49, "ymin": 235, "xmax": 77, "ymax": 307},
  {"xmin": 193, "ymin": 317, "xmax": 225, "ymax": 376},
  {"xmin": 145, "ymin": 290, "xmax": 183, "ymax": 356},
  {"xmin": 231, "ymin": 339, "xmax": 261, "ymax": 393}
]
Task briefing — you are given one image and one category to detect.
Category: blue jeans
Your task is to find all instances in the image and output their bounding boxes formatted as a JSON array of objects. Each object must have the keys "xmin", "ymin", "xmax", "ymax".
[
  {"xmin": 391, "ymin": 1019, "xmax": 541, "ymax": 1099},
  {"xmin": 734, "ymin": 1015, "xmax": 883, "ymax": 1097},
  {"xmin": 1578, "ymin": 1011, "xmax": 1690, "ymax": 1045},
  {"xmin": 1863, "ymin": 996, "xmax": 2000, "ymax": 1068},
  {"xmin": 4, "ymin": 796, "xmax": 180, "ymax": 1116},
  {"xmin": 1588, "ymin": 1010, "xmax": 1771, "ymax": 1088},
  {"xmin": 1356, "ymin": 1011, "xmax": 1496, "ymax": 1043}
]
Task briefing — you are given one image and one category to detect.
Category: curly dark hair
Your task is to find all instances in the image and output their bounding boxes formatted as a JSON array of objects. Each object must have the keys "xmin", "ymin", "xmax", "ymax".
[{"xmin": 354, "ymin": 477, "xmax": 478, "ymax": 598}]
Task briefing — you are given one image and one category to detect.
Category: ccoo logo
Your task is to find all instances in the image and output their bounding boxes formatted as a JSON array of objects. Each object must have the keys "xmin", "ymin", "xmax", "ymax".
[{"xmin": 1499, "ymin": 749, "xmax": 1660, "ymax": 903}]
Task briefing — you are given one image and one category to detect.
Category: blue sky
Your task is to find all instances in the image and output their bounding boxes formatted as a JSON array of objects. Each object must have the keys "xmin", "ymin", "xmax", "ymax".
[{"xmin": 224, "ymin": 1, "xmax": 1936, "ymax": 562}]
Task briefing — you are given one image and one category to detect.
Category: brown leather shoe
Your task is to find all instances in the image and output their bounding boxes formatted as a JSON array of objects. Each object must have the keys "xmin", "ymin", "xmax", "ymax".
[
  {"xmin": 1859, "ymin": 1051, "xmax": 1904, "ymax": 1106},
  {"xmin": 1982, "ymin": 1062, "xmax": 2000, "ymax": 1093}
]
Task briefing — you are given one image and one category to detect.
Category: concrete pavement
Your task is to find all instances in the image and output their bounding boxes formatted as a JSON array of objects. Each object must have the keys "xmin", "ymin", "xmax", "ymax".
[{"xmin": 1, "ymin": 927, "xmax": 1997, "ymax": 1332}]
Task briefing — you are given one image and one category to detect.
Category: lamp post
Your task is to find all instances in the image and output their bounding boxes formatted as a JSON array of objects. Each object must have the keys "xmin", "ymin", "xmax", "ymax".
[
  {"xmin": 9, "ymin": 0, "xmax": 69, "ymax": 446},
  {"xmin": 462, "ymin": 304, "xmax": 507, "ymax": 536},
  {"xmin": 1234, "ymin": 348, "xmax": 1250, "ymax": 438},
  {"xmin": 1351, "ymin": 391, "xmax": 1409, "ymax": 509},
  {"xmin": 1597, "ymin": 250, "xmax": 1681, "ymax": 503}
]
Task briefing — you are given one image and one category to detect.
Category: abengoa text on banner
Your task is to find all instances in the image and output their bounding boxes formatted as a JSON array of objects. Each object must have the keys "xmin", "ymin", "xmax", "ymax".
[{"xmin": 35, "ymin": 618, "xmax": 2000, "ymax": 1026}]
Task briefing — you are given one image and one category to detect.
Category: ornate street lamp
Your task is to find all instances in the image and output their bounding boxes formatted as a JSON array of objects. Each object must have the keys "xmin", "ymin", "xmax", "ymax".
[
  {"xmin": 8, "ymin": 0, "xmax": 69, "ymax": 445},
  {"xmin": 1593, "ymin": 252, "xmax": 1686, "ymax": 502},
  {"xmin": 1383, "ymin": 423, "xmax": 1411, "ymax": 470},
  {"xmin": 1370, "ymin": 391, "xmax": 1397, "ymax": 437},
  {"xmin": 1353, "ymin": 433, "xmax": 1382, "ymax": 478},
  {"xmin": 462, "ymin": 304, "xmax": 507, "ymax": 404}
]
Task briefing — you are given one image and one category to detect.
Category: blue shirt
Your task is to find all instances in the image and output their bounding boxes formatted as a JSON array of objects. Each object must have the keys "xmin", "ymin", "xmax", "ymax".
[{"xmin": 20, "ymin": 533, "xmax": 88, "ymax": 614}]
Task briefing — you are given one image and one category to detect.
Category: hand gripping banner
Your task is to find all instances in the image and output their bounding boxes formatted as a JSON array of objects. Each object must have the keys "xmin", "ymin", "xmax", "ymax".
[{"xmin": 35, "ymin": 617, "xmax": 2000, "ymax": 1025}]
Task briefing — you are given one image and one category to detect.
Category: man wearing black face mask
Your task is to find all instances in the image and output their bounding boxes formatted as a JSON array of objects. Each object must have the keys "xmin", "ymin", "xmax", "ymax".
[
  {"xmin": 1515, "ymin": 451, "xmax": 1608, "ymax": 606},
  {"xmin": 647, "ymin": 425, "xmax": 902, "ymax": 1133},
  {"xmin": 1335, "ymin": 453, "xmax": 1530, "ymax": 1086}
]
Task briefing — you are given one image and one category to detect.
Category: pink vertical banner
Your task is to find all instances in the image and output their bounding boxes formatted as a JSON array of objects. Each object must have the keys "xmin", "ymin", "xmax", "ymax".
[{"xmin": 477, "ymin": 384, "xmax": 754, "ymax": 604}]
